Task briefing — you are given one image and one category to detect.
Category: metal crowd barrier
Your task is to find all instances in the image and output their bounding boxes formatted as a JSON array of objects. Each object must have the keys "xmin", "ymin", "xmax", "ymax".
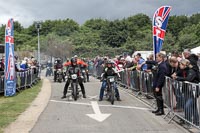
[
  {"xmin": 118, "ymin": 69, "xmax": 154, "ymax": 95},
  {"xmin": 0, "ymin": 67, "xmax": 40, "ymax": 93},
  {"xmin": 93, "ymin": 64, "xmax": 200, "ymax": 129},
  {"xmin": 163, "ymin": 77, "xmax": 200, "ymax": 129}
]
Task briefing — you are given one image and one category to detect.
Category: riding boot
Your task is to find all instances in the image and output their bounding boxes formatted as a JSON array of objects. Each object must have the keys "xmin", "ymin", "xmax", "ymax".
[
  {"xmin": 61, "ymin": 80, "xmax": 69, "ymax": 99},
  {"xmin": 79, "ymin": 83, "xmax": 86, "ymax": 98}
]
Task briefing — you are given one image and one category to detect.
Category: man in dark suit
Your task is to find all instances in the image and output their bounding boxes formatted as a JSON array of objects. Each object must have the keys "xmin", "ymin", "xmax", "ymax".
[{"xmin": 152, "ymin": 53, "xmax": 169, "ymax": 116}]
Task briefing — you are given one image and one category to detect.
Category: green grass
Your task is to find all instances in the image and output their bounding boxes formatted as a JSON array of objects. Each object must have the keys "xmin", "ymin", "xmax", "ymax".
[{"xmin": 0, "ymin": 80, "xmax": 42, "ymax": 133}]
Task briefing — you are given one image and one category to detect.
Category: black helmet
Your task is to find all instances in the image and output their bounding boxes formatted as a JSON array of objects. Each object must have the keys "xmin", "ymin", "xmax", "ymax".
[{"xmin": 71, "ymin": 58, "xmax": 77, "ymax": 66}]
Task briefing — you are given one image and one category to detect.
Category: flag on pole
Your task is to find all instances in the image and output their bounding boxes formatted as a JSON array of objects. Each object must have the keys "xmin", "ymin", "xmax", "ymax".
[
  {"xmin": 4, "ymin": 18, "xmax": 16, "ymax": 96},
  {"xmin": 153, "ymin": 6, "xmax": 172, "ymax": 59}
]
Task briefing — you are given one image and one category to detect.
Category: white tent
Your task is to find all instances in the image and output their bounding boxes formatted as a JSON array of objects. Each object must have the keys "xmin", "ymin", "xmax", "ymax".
[{"xmin": 191, "ymin": 46, "xmax": 200, "ymax": 54}]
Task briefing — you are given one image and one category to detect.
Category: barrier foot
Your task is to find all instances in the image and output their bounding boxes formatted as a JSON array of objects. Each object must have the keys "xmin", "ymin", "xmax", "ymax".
[
  {"xmin": 151, "ymin": 100, "xmax": 156, "ymax": 109},
  {"xmin": 163, "ymin": 110, "xmax": 171, "ymax": 119},
  {"xmin": 168, "ymin": 114, "xmax": 175, "ymax": 124},
  {"xmin": 136, "ymin": 91, "xmax": 142, "ymax": 97},
  {"xmin": 16, "ymin": 88, "xmax": 21, "ymax": 92}
]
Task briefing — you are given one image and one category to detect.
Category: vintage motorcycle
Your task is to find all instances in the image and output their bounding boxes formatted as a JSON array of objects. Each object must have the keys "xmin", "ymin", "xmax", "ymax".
[
  {"xmin": 56, "ymin": 69, "xmax": 64, "ymax": 83},
  {"xmin": 46, "ymin": 66, "xmax": 53, "ymax": 77},
  {"xmin": 69, "ymin": 73, "xmax": 80, "ymax": 101},
  {"xmin": 106, "ymin": 76, "xmax": 116, "ymax": 105}
]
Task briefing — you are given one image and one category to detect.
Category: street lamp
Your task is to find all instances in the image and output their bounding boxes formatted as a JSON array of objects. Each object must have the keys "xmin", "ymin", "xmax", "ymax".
[
  {"xmin": 35, "ymin": 21, "xmax": 42, "ymax": 72},
  {"xmin": 35, "ymin": 21, "xmax": 42, "ymax": 77}
]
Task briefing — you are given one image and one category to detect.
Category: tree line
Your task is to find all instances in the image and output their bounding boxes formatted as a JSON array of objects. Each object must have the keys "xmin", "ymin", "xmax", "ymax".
[{"xmin": 0, "ymin": 13, "xmax": 199, "ymax": 59}]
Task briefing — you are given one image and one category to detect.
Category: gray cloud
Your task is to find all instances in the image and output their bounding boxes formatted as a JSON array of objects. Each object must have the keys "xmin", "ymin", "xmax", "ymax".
[{"xmin": 0, "ymin": 0, "xmax": 199, "ymax": 27}]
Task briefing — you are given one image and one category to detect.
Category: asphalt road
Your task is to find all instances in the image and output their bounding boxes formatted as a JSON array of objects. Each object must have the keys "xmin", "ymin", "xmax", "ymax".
[{"xmin": 30, "ymin": 76, "xmax": 189, "ymax": 133}]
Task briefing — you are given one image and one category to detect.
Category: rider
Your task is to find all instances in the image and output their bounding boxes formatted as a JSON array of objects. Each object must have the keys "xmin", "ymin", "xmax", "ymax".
[
  {"xmin": 54, "ymin": 58, "xmax": 64, "ymax": 82},
  {"xmin": 99, "ymin": 60, "xmax": 121, "ymax": 101},
  {"xmin": 46, "ymin": 60, "xmax": 53, "ymax": 77},
  {"xmin": 61, "ymin": 57, "xmax": 86, "ymax": 99},
  {"xmin": 64, "ymin": 55, "xmax": 88, "ymax": 69}
]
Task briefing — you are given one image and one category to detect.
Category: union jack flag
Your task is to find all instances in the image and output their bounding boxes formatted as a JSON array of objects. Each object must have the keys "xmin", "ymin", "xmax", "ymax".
[
  {"xmin": 5, "ymin": 19, "xmax": 14, "ymax": 44},
  {"xmin": 4, "ymin": 18, "xmax": 16, "ymax": 97},
  {"xmin": 153, "ymin": 6, "xmax": 172, "ymax": 59}
]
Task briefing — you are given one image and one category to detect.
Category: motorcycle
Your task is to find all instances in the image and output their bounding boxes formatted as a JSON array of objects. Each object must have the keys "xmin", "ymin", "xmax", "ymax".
[
  {"xmin": 56, "ymin": 69, "xmax": 64, "ymax": 83},
  {"xmin": 46, "ymin": 66, "xmax": 53, "ymax": 77},
  {"xmin": 106, "ymin": 76, "xmax": 116, "ymax": 105},
  {"xmin": 69, "ymin": 73, "xmax": 79, "ymax": 101}
]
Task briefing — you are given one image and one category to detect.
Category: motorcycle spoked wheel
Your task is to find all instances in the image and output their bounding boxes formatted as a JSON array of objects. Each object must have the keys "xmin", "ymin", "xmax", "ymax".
[
  {"xmin": 110, "ymin": 85, "xmax": 115, "ymax": 105},
  {"xmin": 72, "ymin": 82, "xmax": 78, "ymax": 101},
  {"xmin": 58, "ymin": 74, "xmax": 63, "ymax": 83}
]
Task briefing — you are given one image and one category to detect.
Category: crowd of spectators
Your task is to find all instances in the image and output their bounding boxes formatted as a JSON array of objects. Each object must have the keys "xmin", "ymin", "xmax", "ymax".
[
  {"xmin": 91, "ymin": 49, "xmax": 200, "ymax": 126},
  {"xmin": 0, "ymin": 55, "xmax": 39, "ymax": 74}
]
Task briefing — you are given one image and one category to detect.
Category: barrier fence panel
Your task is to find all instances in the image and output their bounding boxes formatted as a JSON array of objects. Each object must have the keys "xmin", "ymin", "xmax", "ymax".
[
  {"xmin": 163, "ymin": 76, "xmax": 200, "ymax": 129},
  {"xmin": 0, "ymin": 76, "xmax": 4, "ymax": 93},
  {"xmin": 26, "ymin": 69, "xmax": 32, "ymax": 87},
  {"xmin": 0, "ymin": 67, "xmax": 40, "ymax": 94}
]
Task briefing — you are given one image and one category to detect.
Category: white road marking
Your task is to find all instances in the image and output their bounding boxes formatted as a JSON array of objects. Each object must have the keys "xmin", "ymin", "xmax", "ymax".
[
  {"xmin": 86, "ymin": 101, "xmax": 111, "ymax": 122},
  {"xmin": 87, "ymin": 95, "xmax": 98, "ymax": 100},
  {"xmin": 50, "ymin": 99, "xmax": 90, "ymax": 106},
  {"xmin": 50, "ymin": 99, "xmax": 150, "ymax": 111}
]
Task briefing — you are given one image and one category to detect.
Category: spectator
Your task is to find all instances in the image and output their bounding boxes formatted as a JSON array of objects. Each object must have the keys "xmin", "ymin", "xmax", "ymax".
[
  {"xmin": 166, "ymin": 56, "xmax": 179, "ymax": 77},
  {"xmin": 171, "ymin": 59, "xmax": 199, "ymax": 125},
  {"xmin": 0, "ymin": 58, "xmax": 4, "ymax": 71},
  {"xmin": 135, "ymin": 53, "xmax": 147, "ymax": 71},
  {"xmin": 20, "ymin": 60, "xmax": 28, "ymax": 70},
  {"xmin": 152, "ymin": 53, "xmax": 168, "ymax": 116},
  {"xmin": 183, "ymin": 49, "xmax": 199, "ymax": 72}
]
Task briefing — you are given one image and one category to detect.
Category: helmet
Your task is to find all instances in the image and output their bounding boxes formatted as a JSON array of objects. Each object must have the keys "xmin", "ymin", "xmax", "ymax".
[
  {"xmin": 71, "ymin": 58, "xmax": 77, "ymax": 66},
  {"xmin": 106, "ymin": 60, "xmax": 113, "ymax": 67}
]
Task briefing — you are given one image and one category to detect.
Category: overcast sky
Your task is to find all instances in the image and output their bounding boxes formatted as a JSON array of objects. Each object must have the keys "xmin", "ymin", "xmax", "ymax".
[{"xmin": 0, "ymin": 0, "xmax": 199, "ymax": 27}]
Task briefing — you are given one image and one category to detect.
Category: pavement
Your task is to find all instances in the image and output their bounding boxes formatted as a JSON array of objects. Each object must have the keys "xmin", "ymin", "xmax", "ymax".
[{"xmin": 3, "ymin": 78, "xmax": 51, "ymax": 133}]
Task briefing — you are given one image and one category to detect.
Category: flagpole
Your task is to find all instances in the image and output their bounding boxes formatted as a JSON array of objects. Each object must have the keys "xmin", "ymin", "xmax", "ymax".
[{"xmin": 35, "ymin": 21, "xmax": 42, "ymax": 77}]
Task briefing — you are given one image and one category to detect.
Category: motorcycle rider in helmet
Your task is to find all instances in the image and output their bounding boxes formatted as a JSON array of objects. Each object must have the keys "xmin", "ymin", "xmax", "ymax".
[
  {"xmin": 61, "ymin": 57, "xmax": 86, "ymax": 99},
  {"xmin": 99, "ymin": 60, "xmax": 121, "ymax": 101},
  {"xmin": 54, "ymin": 58, "xmax": 64, "ymax": 82},
  {"xmin": 46, "ymin": 60, "xmax": 53, "ymax": 77}
]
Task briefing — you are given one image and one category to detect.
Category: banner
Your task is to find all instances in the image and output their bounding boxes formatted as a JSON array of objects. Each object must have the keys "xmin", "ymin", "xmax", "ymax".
[
  {"xmin": 4, "ymin": 18, "xmax": 16, "ymax": 96},
  {"xmin": 153, "ymin": 6, "xmax": 172, "ymax": 59}
]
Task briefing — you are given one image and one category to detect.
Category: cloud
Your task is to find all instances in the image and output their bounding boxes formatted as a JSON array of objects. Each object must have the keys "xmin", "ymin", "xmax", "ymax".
[{"xmin": 0, "ymin": 0, "xmax": 199, "ymax": 27}]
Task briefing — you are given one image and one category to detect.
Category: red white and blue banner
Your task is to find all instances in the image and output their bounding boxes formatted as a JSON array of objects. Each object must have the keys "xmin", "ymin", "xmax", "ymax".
[
  {"xmin": 4, "ymin": 18, "xmax": 16, "ymax": 96},
  {"xmin": 153, "ymin": 6, "xmax": 172, "ymax": 59}
]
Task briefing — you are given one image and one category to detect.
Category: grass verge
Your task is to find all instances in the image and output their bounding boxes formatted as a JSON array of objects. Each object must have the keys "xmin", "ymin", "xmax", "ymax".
[{"xmin": 0, "ymin": 80, "xmax": 42, "ymax": 133}]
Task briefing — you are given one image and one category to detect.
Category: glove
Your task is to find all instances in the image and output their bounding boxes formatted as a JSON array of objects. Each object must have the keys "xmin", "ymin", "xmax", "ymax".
[
  {"xmin": 117, "ymin": 78, "xmax": 121, "ymax": 81},
  {"xmin": 100, "ymin": 77, "xmax": 104, "ymax": 82}
]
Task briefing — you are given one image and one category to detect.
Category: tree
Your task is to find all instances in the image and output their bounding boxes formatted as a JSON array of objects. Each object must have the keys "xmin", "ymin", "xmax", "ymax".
[
  {"xmin": 0, "ymin": 24, "xmax": 6, "ymax": 44},
  {"xmin": 53, "ymin": 19, "xmax": 79, "ymax": 36},
  {"xmin": 41, "ymin": 33, "xmax": 73, "ymax": 60},
  {"xmin": 100, "ymin": 20, "xmax": 128, "ymax": 47},
  {"xmin": 167, "ymin": 15, "xmax": 189, "ymax": 38},
  {"xmin": 177, "ymin": 23, "xmax": 199, "ymax": 51}
]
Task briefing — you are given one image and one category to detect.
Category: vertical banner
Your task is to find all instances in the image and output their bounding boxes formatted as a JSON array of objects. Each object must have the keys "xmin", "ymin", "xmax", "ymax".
[
  {"xmin": 4, "ymin": 18, "xmax": 16, "ymax": 96},
  {"xmin": 153, "ymin": 6, "xmax": 172, "ymax": 59}
]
